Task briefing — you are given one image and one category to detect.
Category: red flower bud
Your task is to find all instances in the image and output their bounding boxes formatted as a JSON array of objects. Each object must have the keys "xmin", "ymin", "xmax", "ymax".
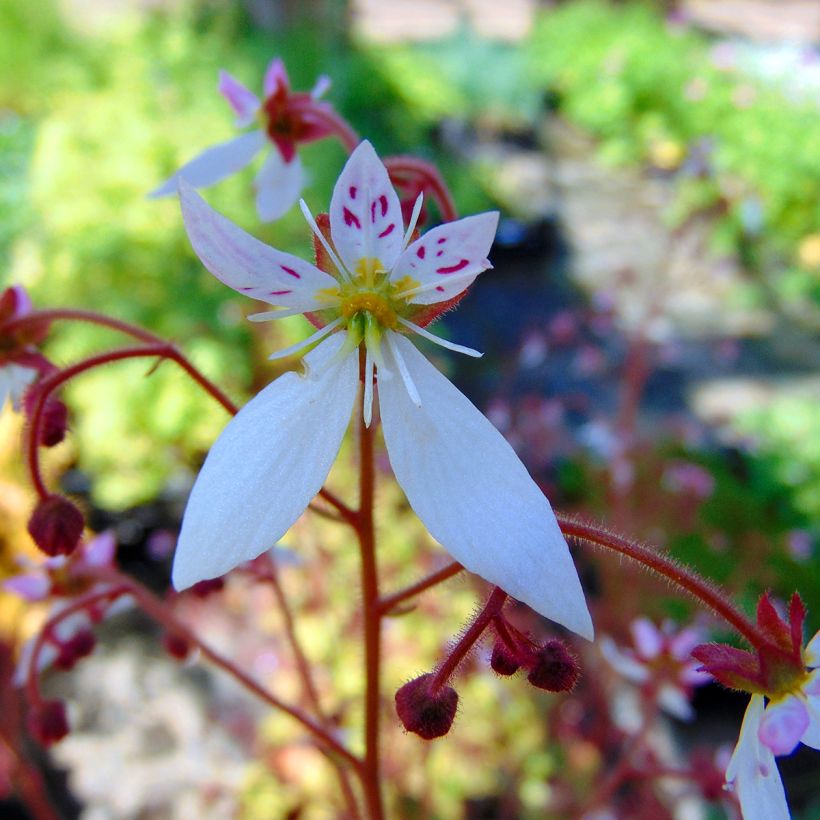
[
  {"xmin": 28, "ymin": 700, "xmax": 69, "ymax": 746},
  {"xmin": 55, "ymin": 630, "xmax": 96, "ymax": 670},
  {"xmin": 39, "ymin": 399, "xmax": 69, "ymax": 447},
  {"xmin": 526, "ymin": 640, "xmax": 580, "ymax": 692},
  {"xmin": 27, "ymin": 495, "xmax": 84, "ymax": 556},
  {"xmin": 162, "ymin": 632, "xmax": 192, "ymax": 661},
  {"xmin": 490, "ymin": 640, "xmax": 524, "ymax": 676},
  {"xmin": 395, "ymin": 673, "xmax": 458, "ymax": 740}
]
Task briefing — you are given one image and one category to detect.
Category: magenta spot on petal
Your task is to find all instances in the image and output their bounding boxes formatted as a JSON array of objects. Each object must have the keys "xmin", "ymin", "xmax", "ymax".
[
  {"xmin": 349, "ymin": 186, "xmax": 357, "ymax": 199},
  {"xmin": 280, "ymin": 264, "xmax": 301, "ymax": 279},
  {"xmin": 436, "ymin": 250, "xmax": 443, "ymax": 257},
  {"xmin": 417, "ymin": 246, "xmax": 426, "ymax": 259},
  {"xmin": 378, "ymin": 223, "xmax": 395, "ymax": 239},
  {"xmin": 239, "ymin": 286, "xmax": 255, "ymax": 292},
  {"xmin": 370, "ymin": 201, "xmax": 377, "ymax": 224},
  {"xmin": 269, "ymin": 290, "xmax": 291, "ymax": 296},
  {"xmin": 343, "ymin": 207, "xmax": 361, "ymax": 229},
  {"xmin": 437, "ymin": 237, "xmax": 446, "ymax": 244},
  {"xmin": 436, "ymin": 286, "xmax": 445, "ymax": 292},
  {"xmin": 379, "ymin": 195, "xmax": 388, "ymax": 217},
  {"xmin": 437, "ymin": 258, "xmax": 469, "ymax": 275}
]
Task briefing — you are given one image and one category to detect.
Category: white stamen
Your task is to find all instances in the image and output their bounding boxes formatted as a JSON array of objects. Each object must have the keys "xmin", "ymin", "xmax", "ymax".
[
  {"xmin": 299, "ymin": 199, "xmax": 349, "ymax": 281},
  {"xmin": 386, "ymin": 332, "xmax": 421, "ymax": 407},
  {"xmin": 248, "ymin": 304, "xmax": 335, "ymax": 322},
  {"xmin": 363, "ymin": 349, "xmax": 374, "ymax": 427},
  {"xmin": 401, "ymin": 192, "xmax": 424, "ymax": 249},
  {"xmin": 393, "ymin": 269, "xmax": 478, "ymax": 301},
  {"xmin": 397, "ymin": 317, "xmax": 483, "ymax": 358},
  {"xmin": 267, "ymin": 317, "xmax": 343, "ymax": 361},
  {"xmin": 311, "ymin": 75, "xmax": 332, "ymax": 100}
]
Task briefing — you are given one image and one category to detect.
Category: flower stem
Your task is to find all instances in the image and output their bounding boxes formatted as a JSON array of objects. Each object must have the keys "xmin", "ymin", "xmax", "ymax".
[
  {"xmin": 429, "ymin": 587, "xmax": 508, "ymax": 693},
  {"xmin": 377, "ymin": 561, "xmax": 463, "ymax": 615},
  {"xmin": 556, "ymin": 513, "xmax": 768, "ymax": 648},
  {"xmin": 384, "ymin": 156, "xmax": 459, "ymax": 223},
  {"xmin": 357, "ymin": 393, "xmax": 385, "ymax": 820},
  {"xmin": 290, "ymin": 99, "xmax": 360, "ymax": 154}
]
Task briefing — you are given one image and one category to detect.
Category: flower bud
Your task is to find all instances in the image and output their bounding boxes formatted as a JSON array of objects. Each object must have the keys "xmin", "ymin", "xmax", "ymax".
[
  {"xmin": 162, "ymin": 632, "xmax": 192, "ymax": 661},
  {"xmin": 28, "ymin": 699, "xmax": 69, "ymax": 745},
  {"xmin": 395, "ymin": 673, "xmax": 458, "ymax": 740},
  {"xmin": 27, "ymin": 495, "xmax": 84, "ymax": 557},
  {"xmin": 55, "ymin": 630, "xmax": 96, "ymax": 670},
  {"xmin": 526, "ymin": 640, "xmax": 580, "ymax": 693},
  {"xmin": 490, "ymin": 640, "xmax": 524, "ymax": 676},
  {"xmin": 39, "ymin": 399, "xmax": 69, "ymax": 447}
]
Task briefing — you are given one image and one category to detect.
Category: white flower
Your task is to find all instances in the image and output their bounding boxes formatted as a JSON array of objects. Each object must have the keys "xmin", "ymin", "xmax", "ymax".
[
  {"xmin": 171, "ymin": 141, "xmax": 593, "ymax": 639},
  {"xmin": 0, "ymin": 361, "xmax": 36, "ymax": 410},
  {"xmin": 727, "ymin": 631, "xmax": 820, "ymax": 819},
  {"xmin": 150, "ymin": 58, "xmax": 332, "ymax": 221}
]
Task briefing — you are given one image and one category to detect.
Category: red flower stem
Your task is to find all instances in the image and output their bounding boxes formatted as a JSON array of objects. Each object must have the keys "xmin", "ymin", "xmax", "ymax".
[
  {"xmin": 0, "ymin": 733, "xmax": 60, "ymax": 820},
  {"xmin": 4, "ymin": 308, "xmax": 164, "ymax": 345},
  {"xmin": 555, "ymin": 513, "xmax": 768, "ymax": 648},
  {"xmin": 384, "ymin": 156, "xmax": 459, "ymax": 223},
  {"xmin": 377, "ymin": 561, "xmax": 463, "ymax": 615},
  {"xmin": 290, "ymin": 99, "xmax": 360, "ymax": 154},
  {"xmin": 429, "ymin": 587, "xmax": 508, "ymax": 694},
  {"xmin": 356, "ymin": 395, "xmax": 385, "ymax": 820}
]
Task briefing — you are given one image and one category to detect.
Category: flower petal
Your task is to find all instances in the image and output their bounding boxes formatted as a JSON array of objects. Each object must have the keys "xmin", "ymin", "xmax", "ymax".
[
  {"xmin": 758, "ymin": 696, "xmax": 809, "ymax": 756},
  {"xmin": 264, "ymin": 57, "xmax": 290, "ymax": 97},
  {"xmin": 0, "ymin": 363, "xmax": 37, "ymax": 409},
  {"xmin": 657, "ymin": 684, "xmax": 694, "ymax": 721},
  {"xmin": 217, "ymin": 70, "xmax": 261, "ymax": 127},
  {"xmin": 179, "ymin": 179, "xmax": 338, "ymax": 311},
  {"xmin": 631, "ymin": 618, "xmax": 663, "ymax": 660},
  {"xmin": 378, "ymin": 333, "xmax": 593, "ymax": 639},
  {"xmin": 329, "ymin": 141, "xmax": 404, "ymax": 274},
  {"xmin": 726, "ymin": 696, "xmax": 790, "ymax": 820},
  {"xmin": 254, "ymin": 150, "xmax": 305, "ymax": 222},
  {"xmin": 81, "ymin": 531, "xmax": 117, "ymax": 568},
  {"xmin": 393, "ymin": 212, "xmax": 499, "ymax": 305},
  {"xmin": 3, "ymin": 573, "xmax": 51, "ymax": 601},
  {"xmin": 172, "ymin": 335, "xmax": 357, "ymax": 590},
  {"xmin": 802, "ymin": 692, "xmax": 820, "ymax": 749},
  {"xmin": 805, "ymin": 629, "xmax": 820, "ymax": 666},
  {"xmin": 149, "ymin": 131, "xmax": 265, "ymax": 198},
  {"xmin": 600, "ymin": 637, "xmax": 650, "ymax": 683}
]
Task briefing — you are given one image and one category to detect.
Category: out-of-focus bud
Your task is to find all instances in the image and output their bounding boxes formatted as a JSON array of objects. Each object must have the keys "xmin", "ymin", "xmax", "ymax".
[
  {"xmin": 27, "ymin": 496, "xmax": 84, "ymax": 557},
  {"xmin": 162, "ymin": 632, "xmax": 192, "ymax": 661},
  {"xmin": 526, "ymin": 640, "xmax": 580, "ymax": 692},
  {"xmin": 37, "ymin": 398, "xmax": 69, "ymax": 446},
  {"xmin": 55, "ymin": 629, "xmax": 96, "ymax": 670},
  {"xmin": 28, "ymin": 699, "xmax": 69, "ymax": 746},
  {"xmin": 395, "ymin": 673, "xmax": 458, "ymax": 740}
]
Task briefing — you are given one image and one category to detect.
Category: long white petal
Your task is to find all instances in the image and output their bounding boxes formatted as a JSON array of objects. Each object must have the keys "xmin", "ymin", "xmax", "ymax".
[
  {"xmin": 149, "ymin": 131, "xmax": 265, "ymax": 197},
  {"xmin": 254, "ymin": 151, "xmax": 305, "ymax": 222},
  {"xmin": 726, "ymin": 697, "xmax": 790, "ymax": 820},
  {"xmin": 378, "ymin": 333, "xmax": 593, "ymax": 639},
  {"xmin": 329, "ymin": 141, "xmax": 404, "ymax": 274},
  {"xmin": 802, "ymin": 689, "xmax": 820, "ymax": 749},
  {"xmin": 172, "ymin": 335, "xmax": 358, "ymax": 589},
  {"xmin": 393, "ymin": 211, "xmax": 499, "ymax": 305},
  {"xmin": 179, "ymin": 179, "xmax": 338, "ymax": 311}
]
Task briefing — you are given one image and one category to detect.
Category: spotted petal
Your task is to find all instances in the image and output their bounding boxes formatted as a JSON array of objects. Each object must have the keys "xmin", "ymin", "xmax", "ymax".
[
  {"xmin": 758, "ymin": 696, "xmax": 809, "ymax": 756},
  {"xmin": 218, "ymin": 71, "xmax": 261, "ymax": 127},
  {"xmin": 378, "ymin": 333, "xmax": 593, "ymax": 639},
  {"xmin": 394, "ymin": 212, "xmax": 499, "ymax": 305},
  {"xmin": 727, "ymin": 696, "xmax": 789, "ymax": 820},
  {"xmin": 329, "ymin": 141, "xmax": 404, "ymax": 275},
  {"xmin": 149, "ymin": 131, "xmax": 265, "ymax": 198},
  {"xmin": 179, "ymin": 179, "xmax": 338, "ymax": 311},
  {"xmin": 254, "ymin": 150, "xmax": 305, "ymax": 222},
  {"xmin": 172, "ymin": 335, "xmax": 358, "ymax": 590}
]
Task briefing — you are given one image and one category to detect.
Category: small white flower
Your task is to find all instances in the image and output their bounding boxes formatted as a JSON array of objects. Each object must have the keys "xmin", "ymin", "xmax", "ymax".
[
  {"xmin": 726, "ymin": 631, "xmax": 820, "ymax": 819},
  {"xmin": 171, "ymin": 141, "xmax": 593, "ymax": 639}
]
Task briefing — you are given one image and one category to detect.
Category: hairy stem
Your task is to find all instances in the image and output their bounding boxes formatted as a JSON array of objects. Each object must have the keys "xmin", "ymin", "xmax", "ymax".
[{"xmin": 378, "ymin": 561, "xmax": 463, "ymax": 615}]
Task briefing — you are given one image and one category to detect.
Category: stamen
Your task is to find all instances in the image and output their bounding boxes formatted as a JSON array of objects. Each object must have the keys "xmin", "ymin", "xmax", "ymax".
[
  {"xmin": 386, "ymin": 332, "xmax": 421, "ymax": 408},
  {"xmin": 267, "ymin": 317, "xmax": 343, "ymax": 361},
  {"xmin": 363, "ymin": 348, "xmax": 374, "ymax": 428},
  {"xmin": 402, "ymin": 192, "xmax": 425, "ymax": 250},
  {"xmin": 393, "ymin": 269, "xmax": 478, "ymax": 301},
  {"xmin": 248, "ymin": 305, "xmax": 334, "ymax": 322},
  {"xmin": 299, "ymin": 199, "xmax": 349, "ymax": 281},
  {"xmin": 397, "ymin": 317, "xmax": 483, "ymax": 358}
]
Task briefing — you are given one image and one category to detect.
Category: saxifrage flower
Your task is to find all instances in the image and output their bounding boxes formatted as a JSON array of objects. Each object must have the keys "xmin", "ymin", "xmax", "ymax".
[
  {"xmin": 150, "ymin": 58, "xmax": 332, "ymax": 221},
  {"xmin": 171, "ymin": 140, "xmax": 593, "ymax": 640}
]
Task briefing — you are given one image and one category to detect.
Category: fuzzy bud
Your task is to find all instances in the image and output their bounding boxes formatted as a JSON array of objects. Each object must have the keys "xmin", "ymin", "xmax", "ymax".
[
  {"xmin": 28, "ymin": 700, "xmax": 69, "ymax": 746},
  {"xmin": 526, "ymin": 640, "xmax": 580, "ymax": 693},
  {"xmin": 162, "ymin": 632, "xmax": 192, "ymax": 661},
  {"xmin": 55, "ymin": 630, "xmax": 96, "ymax": 670},
  {"xmin": 490, "ymin": 640, "xmax": 524, "ymax": 676},
  {"xmin": 395, "ymin": 673, "xmax": 458, "ymax": 740},
  {"xmin": 27, "ymin": 495, "xmax": 84, "ymax": 557},
  {"xmin": 39, "ymin": 399, "xmax": 69, "ymax": 447}
]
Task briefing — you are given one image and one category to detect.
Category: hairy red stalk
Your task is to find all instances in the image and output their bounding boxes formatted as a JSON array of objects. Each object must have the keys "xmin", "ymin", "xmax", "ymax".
[
  {"xmin": 377, "ymin": 561, "xmax": 463, "ymax": 615},
  {"xmin": 384, "ymin": 156, "xmax": 458, "ymax": 223},
  {"xmin": 556, "ymin": 514, "xmax": 767, "ymax": 648},
  {"xmin": 429, "ymin": 587, "xmax": 508, "ymax": 694},
  {"xmin": 289, "ymin": 98, "xmax": 360, "ymax": 154}
]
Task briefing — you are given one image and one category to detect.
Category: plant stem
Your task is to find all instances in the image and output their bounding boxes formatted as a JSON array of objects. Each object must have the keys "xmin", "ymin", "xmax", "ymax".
[
  {"xmin": 357, "ymin": 396, "xmax": 385, "ymax": 820},
  {"xmin": 377, "ymin": 561, "xmax": 463, "ymax": 615},
  {"xmin": 556, "ymin": 513, "xmax": 768, "ymax": 648},
  {"xmin": 384, "ymin": 156, "xmax": 459, "ymax": 223}
]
